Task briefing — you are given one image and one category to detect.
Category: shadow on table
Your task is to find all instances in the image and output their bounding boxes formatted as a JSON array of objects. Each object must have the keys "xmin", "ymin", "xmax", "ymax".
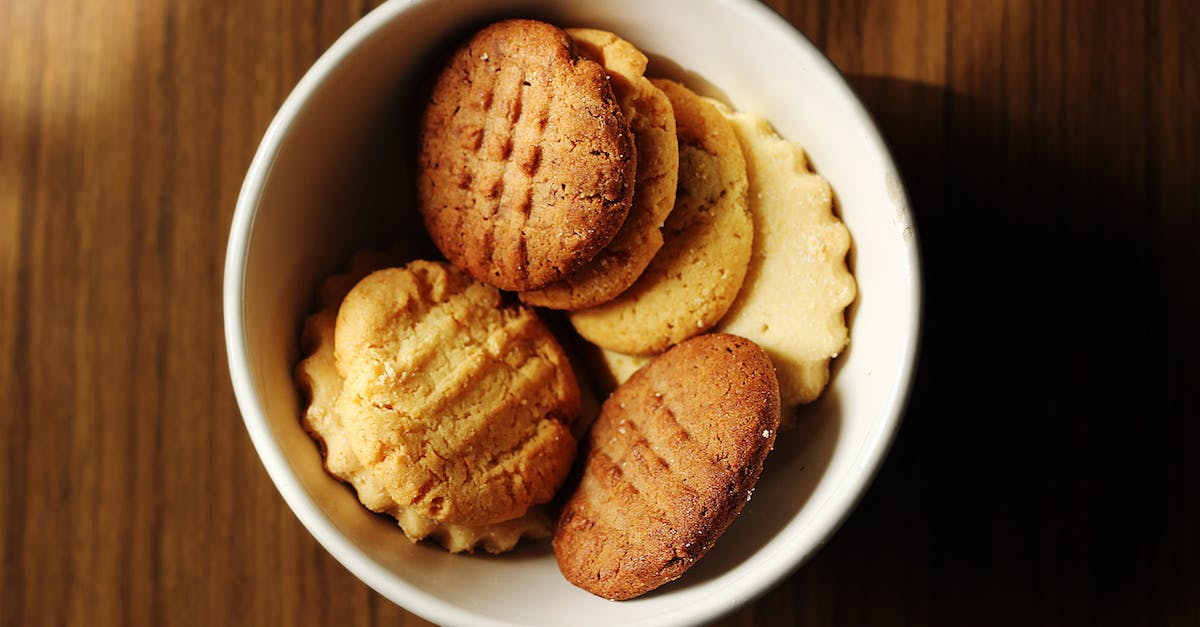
[{"xmin": 722, "ymin": 75, "xmax": 1199, "ymax": 626}]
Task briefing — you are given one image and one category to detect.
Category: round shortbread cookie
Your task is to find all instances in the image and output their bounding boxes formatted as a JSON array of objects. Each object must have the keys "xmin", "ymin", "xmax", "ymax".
[
  {"xmin": 418, "ymin": 19, "xmax": 635, "ymax": 292},
  {"xmin": 519, "ymin": 28, "xmax": 679, "ymax": 310},
  {"xmin": 332, "ymin": 260, "xmax": 579, "ymax": 527},
  {"xmin": 712, "ymin": 105, "xmax": 856, "ymax": 408},
  {"xmin": 569, "ymin": 79, "xmax": 751, "ymax": 355},
  {"xmin": 579, "ymin": 343, "xmax": 651, "ymax": 398},
  {"xmin": 553, "ymin": 333, "xmax": 781, "ymax": 600},
  {"xmin": 295, "ymin": 250, "xmax": 557, "ymax": 553}
]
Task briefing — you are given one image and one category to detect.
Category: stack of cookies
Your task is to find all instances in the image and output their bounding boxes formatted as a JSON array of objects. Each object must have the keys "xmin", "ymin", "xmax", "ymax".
[{"xmin": 295, "ymin": 18, "xmax": 855, "ymax": 600}]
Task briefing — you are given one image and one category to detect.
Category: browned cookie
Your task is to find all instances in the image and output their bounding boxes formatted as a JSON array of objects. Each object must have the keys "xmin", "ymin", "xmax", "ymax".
[
  {"xmin": 418, "ymin": 19, "xmax": 636, "ymax": 292},
  {"xmin": 519, "ymin": 28, "xmax": 678, "ymax": 310},
  {"xmin": 553, "ymin": 333, "xmax": 781, "ymax": 600}
]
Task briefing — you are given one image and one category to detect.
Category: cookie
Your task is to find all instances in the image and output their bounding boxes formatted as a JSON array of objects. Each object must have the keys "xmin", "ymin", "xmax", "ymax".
[
  {"xmin": 582, "ymin": 344, "xmax": 650, "ymax": 397},
  {"xmin": 298, "ymin": 248, "xmax": 409, "ymax": 518},
  {"xmin": 296, "ymin": 250, "xmax": 558, "ymax": 553},
  {"xmin": 553, "ymin": 333, "xmax": 781, "ymax": 600},
  {"xmin": 332, "ymin": 260, "xmax": 580, "ymax": 528},
  {"xmin": 712, "ymin": 105, "xmax": 856, "ymax": 407},
  {"xmin": 568, "ymin": 79, "xmax": 752, "ymax": 354},
  {"xmin": 418, "ymin": 19, "xmax": 636, "ymax": 292},
  {"xmin": 519, "ymin": 28, "xmax": 678, "ymax": 310}
]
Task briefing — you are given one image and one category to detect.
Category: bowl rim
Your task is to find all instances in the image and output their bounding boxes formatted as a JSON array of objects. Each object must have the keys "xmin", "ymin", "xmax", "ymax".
[{"xmin": 223, "ymin": 0, "xmax": 923, "ymax": 624}]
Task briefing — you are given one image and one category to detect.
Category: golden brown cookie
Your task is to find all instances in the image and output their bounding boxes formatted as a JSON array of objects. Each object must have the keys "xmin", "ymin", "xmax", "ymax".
[
  {"xmin": 568, "ymin": 79, "xmax": 751, "ymax": 355},
  {"xmin": 296, "ymin": 250, "xmax": 558, "ymax": 553},
  {"xmin": 553, "ymin": 333, "xmax": 781, "ymax": 600},
  {"xmin": 298, "ymin": 248, "xmax": 410, "ymax": 517},
  {"xmin": 418, "ymin": 19, "xmax": 636, "ymax": 292},
  {"xmin": 332, "ymin": 260, "xmax": 580, "ymax": 528},
  {"xmin": 712, "ymin": 105, "xmax": 856, "ymax": 408},
  {"xmin": 333, "ymin": 261, "xmax": 580, "ymax": 526},
  {"xmin": 519, "ymin": 28, "xmax": 678, "ymax": 310}
]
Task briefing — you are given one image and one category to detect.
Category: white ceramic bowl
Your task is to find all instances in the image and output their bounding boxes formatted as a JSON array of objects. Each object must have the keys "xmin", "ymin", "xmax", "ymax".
[{"xmin": 224, "ymin": 0, "xmax": 921, "ymax": 624}]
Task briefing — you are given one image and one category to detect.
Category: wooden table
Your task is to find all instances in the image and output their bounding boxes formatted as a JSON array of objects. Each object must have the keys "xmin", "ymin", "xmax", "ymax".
[{"xmin": 3, "ymin": 1, "xmax": 1197, "ymax": 624}]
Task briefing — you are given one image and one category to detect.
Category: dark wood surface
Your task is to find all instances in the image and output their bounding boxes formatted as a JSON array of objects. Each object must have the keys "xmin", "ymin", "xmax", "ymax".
[{"xmin": 2, "ymin": 1, "xmax": 1197, "ymax": 624}]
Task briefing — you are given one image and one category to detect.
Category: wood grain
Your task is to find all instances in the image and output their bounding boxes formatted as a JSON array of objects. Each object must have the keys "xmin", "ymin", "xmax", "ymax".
[{"xmin": 1, "ymin": 1, "xmax": 1196, "ymax": 625}]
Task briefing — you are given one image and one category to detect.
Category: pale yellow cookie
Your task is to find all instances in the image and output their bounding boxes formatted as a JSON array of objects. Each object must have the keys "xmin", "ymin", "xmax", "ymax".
[
  {"xmin": 334, "ymin": 261, "xmax": 579, "ymax": 528},
  {"xmin": 296, "ymin": 251, "xmax": 564, "ymax": 553},
  {"xmin": 580, "ymin": 344, "xmax": 650, "ymax": 398},
  {"xmin": 712, "ymin": 105, "xmax": 856, "ymax": 408},
  {"xmin": 569, "ymin": 79, "xmax": 751, "ymax": 355},
  {"xmin": 520, "ymin": 28, "xmax": 678, "ymax": 310}
]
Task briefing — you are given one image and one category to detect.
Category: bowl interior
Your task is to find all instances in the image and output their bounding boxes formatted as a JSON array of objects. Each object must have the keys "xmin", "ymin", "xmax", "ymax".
[{"xmin": 225, "ymin": 0, "xmax": 920, "ymax": 625}]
